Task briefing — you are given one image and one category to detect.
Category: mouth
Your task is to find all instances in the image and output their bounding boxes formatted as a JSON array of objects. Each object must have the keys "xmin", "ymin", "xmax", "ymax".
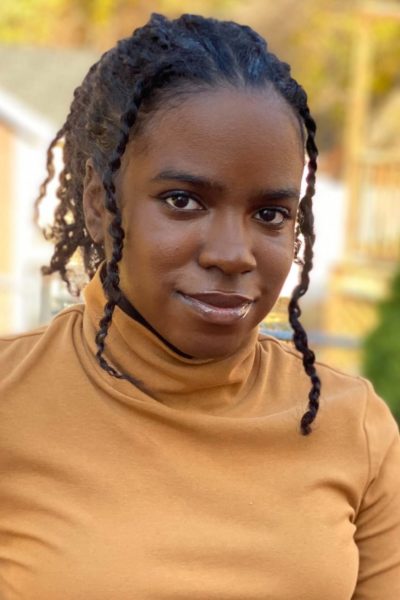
[{"xmin": 177, "ymin": 291, "xmax": 254, "ymax": 325}]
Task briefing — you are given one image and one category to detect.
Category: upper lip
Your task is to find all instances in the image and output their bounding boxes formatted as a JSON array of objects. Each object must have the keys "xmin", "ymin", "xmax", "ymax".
[{"xmin": 180, "ymin": 291, "xmax": 254, "ymax": 308}]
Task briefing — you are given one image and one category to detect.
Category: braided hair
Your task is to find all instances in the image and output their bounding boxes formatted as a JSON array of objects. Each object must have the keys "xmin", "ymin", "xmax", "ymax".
[{"xmin": 35, "ymin": 13, "xmax": 321, "ymax": 435}]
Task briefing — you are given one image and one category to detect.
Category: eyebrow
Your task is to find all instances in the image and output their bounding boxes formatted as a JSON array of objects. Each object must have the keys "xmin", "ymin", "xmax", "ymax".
[
  {"xmin": 151, "ymin": 169, "xmax": 225, "ymax": 191},
  {"xmin": 150, "ymin": 169, "xmax": 300, "ymax": 201}
]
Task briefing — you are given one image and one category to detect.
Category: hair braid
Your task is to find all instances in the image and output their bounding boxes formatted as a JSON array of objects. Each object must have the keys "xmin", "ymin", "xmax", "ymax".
[
  {"xmin": 93, "ymin": 67, "xmax": 186, "ymax": 379},
  {"xmin": 33, "ymin": 128, "xmax": 65, "ymax": 227},
  {"xmin": 93, "ymin": 62, "xmax": 190, "ymax": 381},
  {"xmin": 261, "ymin": 58, "xmax": 321, "ymax": 434},
  {"xmin": 35, "ymin": 61, "xmax": 106, "ymax": 294},
  {"xmin": 94, "ymin": 78, "xmax": 145, "ymax": 386},
  {"xmin": 288, "ymin": 108, "xmax": 321, "ymax": 435}
]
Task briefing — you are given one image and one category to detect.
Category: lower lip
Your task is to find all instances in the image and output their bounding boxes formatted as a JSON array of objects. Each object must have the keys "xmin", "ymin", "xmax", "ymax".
[{"xmin": 177, "ymin": 293, "xmax": 253, "ymax": 325}]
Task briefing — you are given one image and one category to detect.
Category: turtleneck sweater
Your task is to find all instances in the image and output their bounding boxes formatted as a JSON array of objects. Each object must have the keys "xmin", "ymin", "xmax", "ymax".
[{"xmin": 0, "ymin": 265, "xmax": 399, "ymax": 600}]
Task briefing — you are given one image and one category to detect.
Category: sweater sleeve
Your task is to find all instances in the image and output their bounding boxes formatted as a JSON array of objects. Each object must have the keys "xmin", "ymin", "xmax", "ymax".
[{"xmin": 352, "ymin": 381, "xmax": 400, "ymax": 599}]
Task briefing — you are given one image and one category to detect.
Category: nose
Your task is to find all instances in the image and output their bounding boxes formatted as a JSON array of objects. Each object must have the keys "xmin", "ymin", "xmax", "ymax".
[{"xmin": 197, "ymin": 213, "xmax": 256, "ymax": 275}]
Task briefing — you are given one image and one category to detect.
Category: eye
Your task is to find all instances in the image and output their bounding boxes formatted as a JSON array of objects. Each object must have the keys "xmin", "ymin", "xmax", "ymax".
[
  {"xmin": 163, "ymin": 192, "xmax": 204, "ymax": 211},
  {"xmin": 254, "ymin": 207, "xmax": 290, "ymax": 226}
]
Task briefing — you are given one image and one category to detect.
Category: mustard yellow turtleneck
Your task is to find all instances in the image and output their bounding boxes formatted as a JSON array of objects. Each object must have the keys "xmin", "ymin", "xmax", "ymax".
[{"xmin": 0, "ymin": 266, "xmax": 399, "ymax": 599}]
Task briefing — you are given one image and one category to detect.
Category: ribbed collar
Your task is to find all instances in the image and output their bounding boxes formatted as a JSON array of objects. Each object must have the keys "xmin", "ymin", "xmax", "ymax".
[{"xmin": 82, "ymin": 264, "xmax": 263, "ymax": 414}]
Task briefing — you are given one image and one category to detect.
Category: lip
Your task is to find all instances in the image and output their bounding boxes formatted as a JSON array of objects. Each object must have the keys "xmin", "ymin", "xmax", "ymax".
[{"xmin": 177, "ymin": 291, "xmax": 254, "ymax": 325}]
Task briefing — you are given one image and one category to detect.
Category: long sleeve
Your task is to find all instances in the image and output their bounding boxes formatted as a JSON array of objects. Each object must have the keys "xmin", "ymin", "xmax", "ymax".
[{"xmin": 352, "ymin": 382, "xmax": 400, "ymax": 599}]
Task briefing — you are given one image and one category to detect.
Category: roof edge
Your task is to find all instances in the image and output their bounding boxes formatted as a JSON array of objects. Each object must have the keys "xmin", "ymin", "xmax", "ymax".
[{"xmin": 0, "ymin": 88, "xmax": 55, "ymax": 142}]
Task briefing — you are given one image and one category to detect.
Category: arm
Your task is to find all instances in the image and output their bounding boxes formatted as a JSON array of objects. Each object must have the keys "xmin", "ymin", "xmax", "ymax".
[{"xmin": 352, "ymin": 383, "xmax": 400, "ymax": 599}]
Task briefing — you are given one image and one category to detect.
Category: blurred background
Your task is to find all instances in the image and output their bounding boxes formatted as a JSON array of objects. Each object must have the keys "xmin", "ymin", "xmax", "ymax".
[{"xmin": 0, "ymin": 0, "xmax": 399, "ymax": 419}]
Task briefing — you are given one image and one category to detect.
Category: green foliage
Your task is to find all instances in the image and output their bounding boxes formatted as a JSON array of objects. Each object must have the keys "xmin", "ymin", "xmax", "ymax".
[
  {"xmin": 362, "ymin": 267, "xmax": 400, "ymax": 423},
  {"xmin": 0, "ymin": 0, "xmax": 63, "ymax": 43},
  {"xmin": 236, "ymin": 0, "xmax": 400, "ymax": 150},
  {"xmin": 373, "ymin": 20, "xmax": 400, "ymax": 96},
  {"xmin": 0, "ymin": 0, "xmax": 238, "ymax": 46}
]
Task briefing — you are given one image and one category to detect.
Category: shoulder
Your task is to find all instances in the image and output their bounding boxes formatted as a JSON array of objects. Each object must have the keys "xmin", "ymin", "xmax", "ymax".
[
  {"xmin": 258, "ymin": 331, "xmax": 368, "ymax": 395},
  {"xmin": 258, "ymin": 332, "xmax": 399, "ymax": 444},
  {"xmin": 0, "ymin": 304, "xmax": 85, "ymax": 383}
]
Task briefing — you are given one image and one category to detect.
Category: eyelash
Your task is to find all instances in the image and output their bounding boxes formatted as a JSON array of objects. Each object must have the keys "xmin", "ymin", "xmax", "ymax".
[
  {"xmin": 254, "ymin": 207, "xmax": 291, "ymax": 226},
  {"xmin": 162, "ymin": 192, "xmax": 204, "ymax": 211},
  {"xmin": 160, "ymin": 191, "xmax": 291, "ymax": 227}
]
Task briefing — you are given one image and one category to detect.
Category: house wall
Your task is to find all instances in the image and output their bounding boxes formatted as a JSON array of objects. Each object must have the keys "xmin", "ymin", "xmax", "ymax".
[
  {"xmin": 12, "ymin": 133, "xmax": 54, "ymax": 333},
  {"xmin": 0, "ymin": 122, "xmax": 13, "ymax": 332},
  {"xmin": 0, "ymin": 117, "xmax": 55, "ymax": 336}
]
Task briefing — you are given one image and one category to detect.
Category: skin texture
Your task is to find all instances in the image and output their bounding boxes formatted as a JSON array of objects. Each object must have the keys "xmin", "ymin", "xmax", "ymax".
[{"xmin": 83, "ymin": 86, "xmax": 305, "ymax": 359}]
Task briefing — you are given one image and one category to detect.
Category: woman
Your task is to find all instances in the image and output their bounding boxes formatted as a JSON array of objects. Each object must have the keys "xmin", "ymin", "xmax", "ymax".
[{"xmin": 0, "ymin": 13, "xmax": 399, "ymax": 600}]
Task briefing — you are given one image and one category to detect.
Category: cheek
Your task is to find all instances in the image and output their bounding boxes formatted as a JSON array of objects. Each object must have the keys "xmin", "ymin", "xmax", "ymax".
[
  {"xmin": 100, "ymin": 212, "xmax": 115, "ymax": 259},
  {"xmin": 257, "ymin": 234, "xmax": 295, "ymax": 287},
  {"xmin": 120, "ymin": 219, "xmax": 196, "ymax": 285}
]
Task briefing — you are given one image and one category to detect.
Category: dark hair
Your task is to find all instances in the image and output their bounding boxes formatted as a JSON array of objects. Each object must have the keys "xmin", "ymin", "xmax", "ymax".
[{"xmin": 35, "ymin": 13, "xmax": 320, "ymax": 435}]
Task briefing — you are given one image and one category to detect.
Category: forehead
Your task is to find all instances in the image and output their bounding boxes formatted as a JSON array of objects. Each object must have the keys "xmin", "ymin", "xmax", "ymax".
[{"xmin": 121, "ymin": 86, "xmax": 305, "ymax": 188}]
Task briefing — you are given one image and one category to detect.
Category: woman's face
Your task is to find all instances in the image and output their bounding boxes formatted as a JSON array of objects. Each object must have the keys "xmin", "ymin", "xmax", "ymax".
[{"xmin": 84, "ymin": 86, "xmax": 305, "ymax": 359}]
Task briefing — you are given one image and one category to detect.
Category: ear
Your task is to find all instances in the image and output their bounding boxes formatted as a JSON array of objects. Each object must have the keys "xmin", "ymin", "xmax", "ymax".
[{"xmin": 82, "ymin": 159, "xmax": 107, "ymax": 244}]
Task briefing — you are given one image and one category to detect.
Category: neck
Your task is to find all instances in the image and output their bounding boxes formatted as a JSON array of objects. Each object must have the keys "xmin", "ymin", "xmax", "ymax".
[{"xmin": 82, "ymin": 263, "xmax": 262, "ymax": 414}]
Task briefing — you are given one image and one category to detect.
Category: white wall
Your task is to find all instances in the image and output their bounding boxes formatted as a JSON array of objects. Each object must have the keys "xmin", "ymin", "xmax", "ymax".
[
  {"xmin": 11, "ymin": 132, "xmax": 55, "ymax": 332},
  {"xmin": 281, "ymin": 173, "xmax": 346, "ymax": 300}
]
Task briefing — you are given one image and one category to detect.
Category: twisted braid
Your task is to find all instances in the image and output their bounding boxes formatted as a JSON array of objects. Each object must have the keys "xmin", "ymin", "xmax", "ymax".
[
  {"xmin": 289, "ymin": 109, "xmax": 320, "ymax": 435},
  {"xmin": 93, "ymin": 64, "xmax": 192, "ymax": 377},
  {"xmin": 35, "ymin": 61, "xmax": 107, "ymax": 295},
  {"xmin": 94, "ymin": 79, "xmax": 144, "ymax": 384},
  {"xmin": 36, "ymin": 13, "xmax": 321, "ymax": 433},
  {"xmin": 256, "ymin": 54, "xmax": 321, "ymax": 434},
  {"xmin": 33, "ymin": 129, "xmax": 64, "ymax": 228}
]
